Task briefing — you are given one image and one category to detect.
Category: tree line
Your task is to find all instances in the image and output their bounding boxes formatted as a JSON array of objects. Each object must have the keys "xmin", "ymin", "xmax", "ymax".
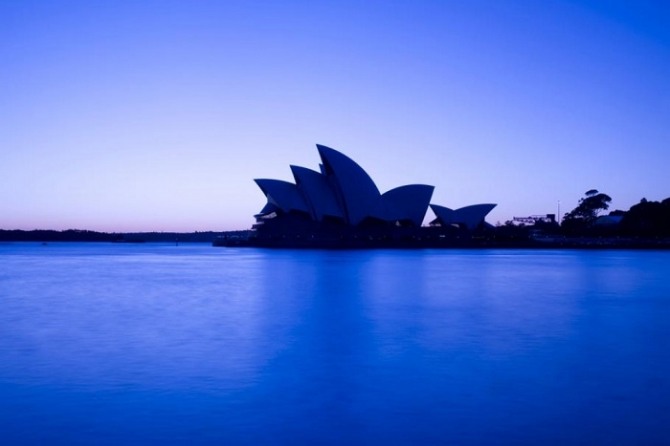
[
  {"xmin": 519, "ymin": 189, "xmax": 670, "ymax": 237},
  {"xmin": 560, "ymin": 189, "xmax": 670, "ymax": 237}
]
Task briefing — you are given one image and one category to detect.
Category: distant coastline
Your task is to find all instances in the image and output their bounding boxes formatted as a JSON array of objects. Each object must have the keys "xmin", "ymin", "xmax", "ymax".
[
  {"xmin": 2, "ymin": 228, "xmax": 668, "ymax": 250},
  {"xmin": 0, "ymin": 229, "xmax": 241, "ymax": 244}
]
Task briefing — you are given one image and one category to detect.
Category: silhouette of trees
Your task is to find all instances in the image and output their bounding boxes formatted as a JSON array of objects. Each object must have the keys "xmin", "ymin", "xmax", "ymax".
[
  {"xmin": 620, "ymin": 197, "xmax": 670, "ymax": 237},
  {"xmin": 562, "ymin": 189, "xmax": 612, "ymax": 232}
]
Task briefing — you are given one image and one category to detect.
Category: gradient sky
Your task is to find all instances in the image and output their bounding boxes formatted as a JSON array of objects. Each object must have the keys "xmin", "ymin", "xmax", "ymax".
[{"xmin": 2, "ymin": 0, "xmax": 669, "ymax": 232}]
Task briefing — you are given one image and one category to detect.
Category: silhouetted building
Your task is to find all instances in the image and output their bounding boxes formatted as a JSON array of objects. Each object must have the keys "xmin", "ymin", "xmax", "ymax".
[
  {"xmin": 237, "ymin": 144, "xmax": 496, "ymax": 247},
  {"xmin": 430, "ymin": 204, "xmax": 498, "ymax": 230}
]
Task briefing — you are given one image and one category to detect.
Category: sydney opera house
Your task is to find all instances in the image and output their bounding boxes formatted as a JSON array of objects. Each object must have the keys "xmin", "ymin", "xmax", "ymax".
[{"xmin": 223, "ymin": 144, "xmax": 496, "ymax": 247}]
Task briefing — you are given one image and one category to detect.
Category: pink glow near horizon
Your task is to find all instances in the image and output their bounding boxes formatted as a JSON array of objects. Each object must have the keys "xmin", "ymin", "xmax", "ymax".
[{"xmin": 1, "ymin": 1, "xmax": 668, "ymax": 232}]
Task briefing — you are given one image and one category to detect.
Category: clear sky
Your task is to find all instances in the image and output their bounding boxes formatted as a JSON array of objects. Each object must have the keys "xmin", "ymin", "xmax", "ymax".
[{"xmin": 2, "ymin": 0, "xmax": 669, "ymax": 232}]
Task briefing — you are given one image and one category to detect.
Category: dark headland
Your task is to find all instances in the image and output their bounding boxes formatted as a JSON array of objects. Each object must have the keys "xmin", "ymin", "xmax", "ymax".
[
  {"xmin": 213, "ymin": 196, "xmax": 670, "ymax": 249},
  {"xmin": 212, "ymin": 145, "xmax": 670, "ymax": 249},
  {"xmin": 212, "ymin": 225, "xmax": 670, "ymax": 250}
]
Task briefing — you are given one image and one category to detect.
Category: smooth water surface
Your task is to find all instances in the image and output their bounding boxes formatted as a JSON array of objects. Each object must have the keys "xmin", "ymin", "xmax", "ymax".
[{"xmin": 1, "ymin": 243, "xmax": 669, "ymax": 444}]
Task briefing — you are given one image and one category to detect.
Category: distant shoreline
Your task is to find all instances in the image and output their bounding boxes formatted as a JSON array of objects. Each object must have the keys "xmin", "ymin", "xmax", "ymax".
[
  {"xmin": 0, "ymin": 229, "xmax": 240, "ymax": 244},
  {"xmin": 2, "ymin": 229, "xmax": 669, "ymax": 250}
]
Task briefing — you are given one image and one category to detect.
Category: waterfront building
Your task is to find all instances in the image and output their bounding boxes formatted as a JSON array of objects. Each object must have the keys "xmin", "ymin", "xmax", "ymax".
[{"xmin": 242, "ymin": 144, "xmax": 496, "ymax": 247}]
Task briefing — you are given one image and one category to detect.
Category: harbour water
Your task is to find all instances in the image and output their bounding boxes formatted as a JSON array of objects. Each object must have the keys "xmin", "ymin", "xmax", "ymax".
[{"xmin": 1, "ymin": 243, "xmax": 668, "ymax": 444}]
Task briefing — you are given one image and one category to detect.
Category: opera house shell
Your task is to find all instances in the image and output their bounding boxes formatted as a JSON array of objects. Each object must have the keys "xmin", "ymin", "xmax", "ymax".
[{"xmin": 234, "ymin": 144, "xmax": 496, "ymax": 247}]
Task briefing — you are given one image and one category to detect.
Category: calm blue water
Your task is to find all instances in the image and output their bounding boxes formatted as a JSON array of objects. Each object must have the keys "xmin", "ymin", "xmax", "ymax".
[{"xmin": 1, "ymin": 243, "xmax": 668, "ymax": 445}]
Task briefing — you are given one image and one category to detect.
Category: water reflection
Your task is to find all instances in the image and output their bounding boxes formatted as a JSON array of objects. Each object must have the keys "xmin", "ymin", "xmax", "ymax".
[{"xmin": 0, "ymin": 244, "xmax": 668, "ymax": 444}]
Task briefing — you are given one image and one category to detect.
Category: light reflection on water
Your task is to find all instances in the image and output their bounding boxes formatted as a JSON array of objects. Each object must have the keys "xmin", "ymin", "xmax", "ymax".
[{"xmin": 1, "ymin": 243, "xmax": 669, "ymax": 444}]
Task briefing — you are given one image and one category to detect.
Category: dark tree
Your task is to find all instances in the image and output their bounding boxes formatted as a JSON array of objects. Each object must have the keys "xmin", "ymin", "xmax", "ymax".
[
  {"xmin": 620, "ymin": 197, "xmax": 670, "ymax": 237},
  {"xmin": 562, "ymin": 189, "xmax": 612, "ymax": 232}
]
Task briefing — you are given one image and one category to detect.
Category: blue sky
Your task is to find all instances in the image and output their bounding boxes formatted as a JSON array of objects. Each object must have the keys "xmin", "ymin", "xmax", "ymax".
[{"xmin": 1, "ymin": 0, "xmax": 668, "ymax": 232}]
